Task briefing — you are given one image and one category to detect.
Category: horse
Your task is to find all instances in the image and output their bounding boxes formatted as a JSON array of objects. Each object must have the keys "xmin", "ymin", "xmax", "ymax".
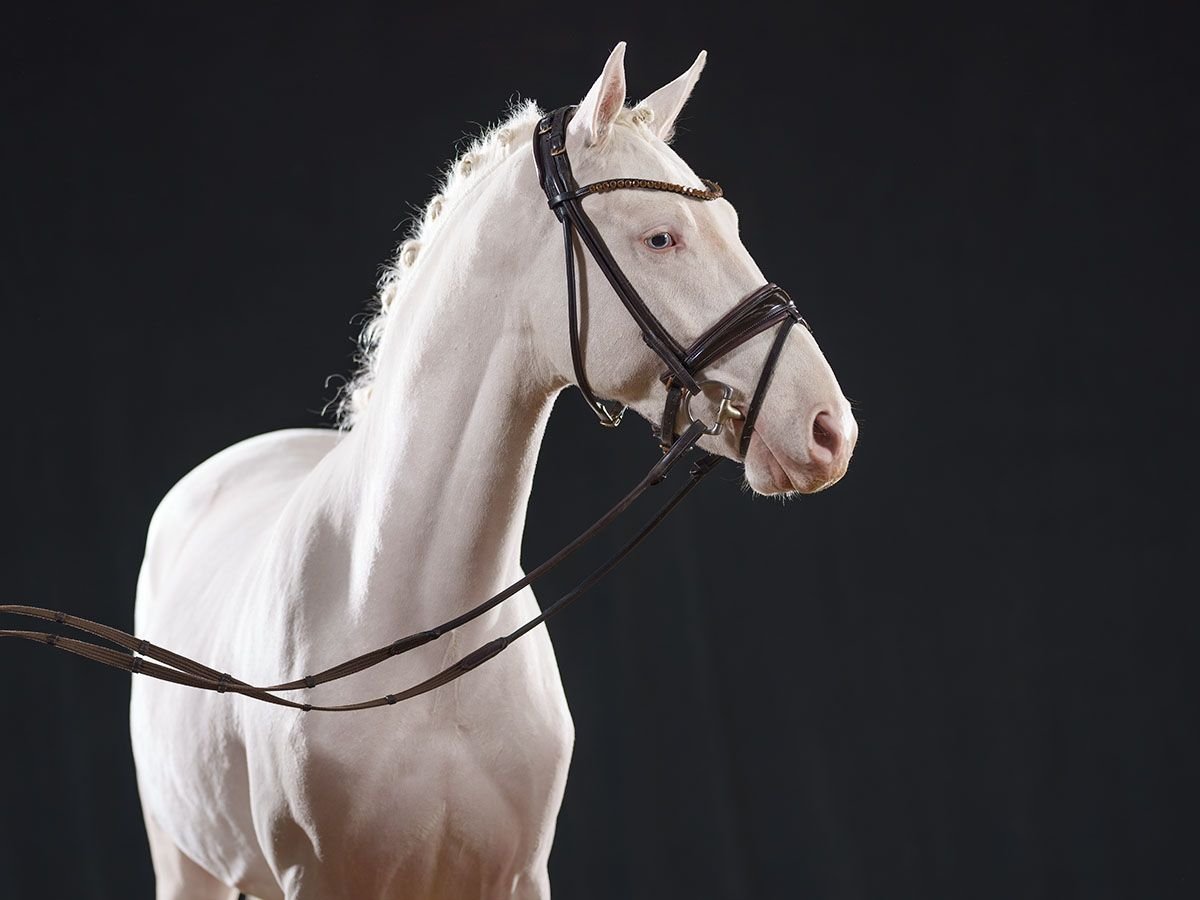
[{"xmin": 128, "ymin": 42, "xmax": 858, "ymax": 899}]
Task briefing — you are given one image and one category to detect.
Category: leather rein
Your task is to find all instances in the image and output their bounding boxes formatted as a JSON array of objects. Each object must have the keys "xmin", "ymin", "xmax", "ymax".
[{"xmin": 0, "ymin": 106, "xmax": 808, "ymax": 713}]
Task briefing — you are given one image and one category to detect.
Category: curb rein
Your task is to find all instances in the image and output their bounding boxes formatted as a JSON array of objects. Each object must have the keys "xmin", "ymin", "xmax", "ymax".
[{"xmin": 0, "ymin": 106, "xmax": 809, "ymax": 713}]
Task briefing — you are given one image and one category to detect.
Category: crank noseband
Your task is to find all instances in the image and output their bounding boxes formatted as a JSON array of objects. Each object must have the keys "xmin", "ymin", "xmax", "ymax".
[{"xmin": 533, "ymin": 105, "xmax": 810, "ymax": 458}]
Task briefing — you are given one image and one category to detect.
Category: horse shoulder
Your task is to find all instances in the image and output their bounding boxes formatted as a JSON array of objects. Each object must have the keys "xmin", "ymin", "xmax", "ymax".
[{"xmin": 135, "ymin": 428, "xmax": 340, "ymax": 633}]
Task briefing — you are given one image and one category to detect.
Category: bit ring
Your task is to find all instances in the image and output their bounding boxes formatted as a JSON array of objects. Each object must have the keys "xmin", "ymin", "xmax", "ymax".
[{"xmin": 683, "ymin": 380, "xmax": 744, "ymax": 436}]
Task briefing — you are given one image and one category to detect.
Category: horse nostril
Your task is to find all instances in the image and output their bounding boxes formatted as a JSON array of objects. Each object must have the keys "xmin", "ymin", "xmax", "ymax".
[{"xmin": 810, "ymin": 411, "xmax": 842, "ymax": 465}]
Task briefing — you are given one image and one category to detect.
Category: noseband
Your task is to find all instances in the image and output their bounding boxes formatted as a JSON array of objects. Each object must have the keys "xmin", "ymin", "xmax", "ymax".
[
  {"xmin": 533, "ymin": 105, "xmax": 809, "ymax": 458},
  {"xmin": 0, "ymin": 107, "xmax": 813, "ymax": 712}
]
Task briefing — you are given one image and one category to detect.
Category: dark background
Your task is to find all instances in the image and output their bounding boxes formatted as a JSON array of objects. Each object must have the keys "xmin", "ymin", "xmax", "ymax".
[{"xmin": 1, "ymin": 2, "xmax": 1196, "ymax": 898}]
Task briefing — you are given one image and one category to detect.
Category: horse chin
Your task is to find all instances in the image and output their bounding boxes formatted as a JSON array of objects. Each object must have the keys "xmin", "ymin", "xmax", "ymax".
[{"xmin": 742, "ymin": 431, "xmax": 844, "ymax": 496}]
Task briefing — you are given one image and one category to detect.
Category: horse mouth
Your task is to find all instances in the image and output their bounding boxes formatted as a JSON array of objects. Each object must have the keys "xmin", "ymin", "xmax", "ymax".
[{"xmin": 744, "ymin": 429, "xmax": 846, "ymax": 496}]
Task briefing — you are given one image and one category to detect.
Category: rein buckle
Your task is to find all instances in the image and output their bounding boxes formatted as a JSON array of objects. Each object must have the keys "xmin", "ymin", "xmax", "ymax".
[{"xmin": 592, "ymin": 401, "xmax": 625, "ymax": 428}]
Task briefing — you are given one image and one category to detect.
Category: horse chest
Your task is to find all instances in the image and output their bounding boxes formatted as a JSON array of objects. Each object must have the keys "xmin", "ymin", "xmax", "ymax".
[{"xmin": 254, "ymin": 632, "xmax": 575, "ymax": 880}]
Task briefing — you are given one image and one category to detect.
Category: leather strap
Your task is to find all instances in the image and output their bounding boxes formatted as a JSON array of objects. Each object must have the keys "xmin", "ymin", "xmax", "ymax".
[
  {"xmin": 657, "ymin": 283, "xmax": 808, "ymax": 452},
  {"xmin": 534, "ymin": 106, "xmax": 704, "ymax": 422},
  {"xmin": 0, "ymin": 426, "xmax": 716, "ymax": 712},
  {"xmin": 562, "ymin": 217, "xmax": 624, "ymax": 426}
]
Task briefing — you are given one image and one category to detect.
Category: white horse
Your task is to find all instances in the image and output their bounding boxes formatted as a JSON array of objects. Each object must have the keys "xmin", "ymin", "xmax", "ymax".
[{"xmin": 130, "ymin": 43, "xmax": 857, "ymax": 900}]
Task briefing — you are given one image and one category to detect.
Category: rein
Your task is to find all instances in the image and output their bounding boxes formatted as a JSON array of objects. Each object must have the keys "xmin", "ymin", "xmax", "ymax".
[{"xmin": 0, "ymin": 106, "xmax": 808, "ymax": 712}]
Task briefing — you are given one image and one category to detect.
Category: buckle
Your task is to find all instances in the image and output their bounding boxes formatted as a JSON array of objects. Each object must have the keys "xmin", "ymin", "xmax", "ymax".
[{"xmin": 593, "ymin": 401, "xmax": 625, "ymax": 428}]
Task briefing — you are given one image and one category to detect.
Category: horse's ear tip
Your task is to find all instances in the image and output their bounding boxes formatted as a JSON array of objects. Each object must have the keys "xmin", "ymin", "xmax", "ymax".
[{"xmin": 604, "ymin": 41, "xmax": 628, "ymax": 70}]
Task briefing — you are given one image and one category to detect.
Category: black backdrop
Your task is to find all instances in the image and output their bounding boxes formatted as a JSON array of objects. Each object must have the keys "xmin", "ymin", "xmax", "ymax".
[{"xmin": 1, "ymin": 3, "xmax": 1196, "ymax": 898}]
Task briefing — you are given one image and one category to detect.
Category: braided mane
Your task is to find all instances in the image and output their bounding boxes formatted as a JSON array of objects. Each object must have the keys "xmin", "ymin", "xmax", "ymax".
[
  {"xmin": 335, "ymin": 100, "xmax": 544, "ymax": 426},
  {"xmin": 336, "ymin": 101, "xmax": 661, "ymax": 427}
]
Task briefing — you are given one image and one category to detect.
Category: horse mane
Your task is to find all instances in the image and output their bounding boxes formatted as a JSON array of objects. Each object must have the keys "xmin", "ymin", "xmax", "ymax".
[
  {"xmin": 335, "ymin": 100, "xmax": 659, "ymax": 428},
  {"xmin": 333, "ymin": 99, "xmax": 543, "ymax": 426}
]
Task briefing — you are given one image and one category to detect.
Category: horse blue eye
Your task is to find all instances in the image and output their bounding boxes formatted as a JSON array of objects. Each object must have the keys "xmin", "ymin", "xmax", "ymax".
[{"xmin": 645, "ymin": 232, "xmax": 674, "ymax": 250}]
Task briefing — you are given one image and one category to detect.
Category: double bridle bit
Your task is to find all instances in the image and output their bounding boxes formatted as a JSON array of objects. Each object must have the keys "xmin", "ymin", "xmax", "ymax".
[{"xmin": 0, "ymin": 106, "xmax": 811, "ymax": 712}]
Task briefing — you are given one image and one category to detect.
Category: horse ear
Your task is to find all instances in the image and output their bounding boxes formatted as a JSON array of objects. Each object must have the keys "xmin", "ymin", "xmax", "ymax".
[
  {"xmin": 570, "ymin": 42, "xmax": 627, "ymax": 146},
  {"xmin": 637, "ymin": 50, "xmax": 707, "ymax": 142}
]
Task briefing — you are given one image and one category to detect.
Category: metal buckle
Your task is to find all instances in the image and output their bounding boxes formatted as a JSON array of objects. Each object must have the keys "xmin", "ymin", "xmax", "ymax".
[
  {"xmin": 593, "ymin": 401, "xmax": 625, "ymax": 428},
  {"xmin": 682, "ymin": 380, "xmax": 744, "ymax": 436}
]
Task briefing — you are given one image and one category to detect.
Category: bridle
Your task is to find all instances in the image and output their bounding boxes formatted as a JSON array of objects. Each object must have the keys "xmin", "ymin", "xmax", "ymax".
[
  {"xmin": 533, "ymin": 105, "xmax": 809, "ymax": 455},
  {"xmin": 0, "ymin": 105, "xmax": 810, "ymax": 712}
]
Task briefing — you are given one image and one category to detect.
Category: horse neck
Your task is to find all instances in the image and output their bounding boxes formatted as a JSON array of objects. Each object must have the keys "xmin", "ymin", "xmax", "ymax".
[{"xmin": 333, "ymin": 181, "xmax": 558, "ymax": 628}]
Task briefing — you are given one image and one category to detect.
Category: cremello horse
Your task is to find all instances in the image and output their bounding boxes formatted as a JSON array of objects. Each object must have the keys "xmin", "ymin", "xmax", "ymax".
[{"xmin": 130, "ymin": 43, "xmax": 857, "ymax": 900}]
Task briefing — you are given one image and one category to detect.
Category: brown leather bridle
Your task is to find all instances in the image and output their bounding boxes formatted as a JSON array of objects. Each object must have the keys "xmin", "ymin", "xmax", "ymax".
[
  {"xmin": 533, "ymin": 105, "xmax": 809, "ymax": 457},
  {"xmin": 0, "ymin": 106, "xmax": 809, "ymax": 712}
]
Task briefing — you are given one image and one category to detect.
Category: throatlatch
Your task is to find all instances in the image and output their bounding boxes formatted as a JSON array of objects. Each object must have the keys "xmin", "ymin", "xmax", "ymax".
[{"xmin": 0, "ymin": 104, "xmax": 812, "ymax": 712}]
